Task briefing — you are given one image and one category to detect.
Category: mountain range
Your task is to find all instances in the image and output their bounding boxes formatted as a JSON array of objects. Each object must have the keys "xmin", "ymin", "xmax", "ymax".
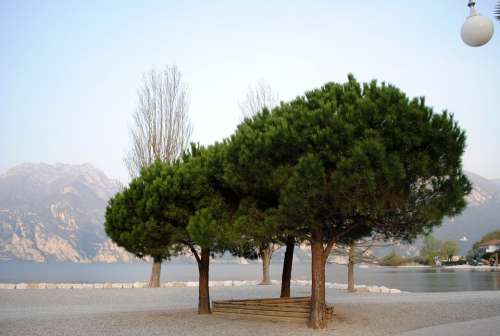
[
  {"xmin": 0, "ymin": 163, "xmax": 498, "ymax": 262},
  {"xmin": 0, "ymin": 163, "xmax": 133, "ymax": 262}
]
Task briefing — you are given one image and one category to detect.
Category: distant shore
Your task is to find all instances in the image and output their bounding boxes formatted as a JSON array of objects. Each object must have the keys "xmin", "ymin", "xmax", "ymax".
[
  {"xmin": 392, "ymin": 264, "xmax": 500, "ymax": 271},
  {"xmin": 367, "ymin": 264, "xmax": 500, "ymax": 270},
  {"xmin": 442, "ymin": 265, "xmax": 500, "ymax": 270}
]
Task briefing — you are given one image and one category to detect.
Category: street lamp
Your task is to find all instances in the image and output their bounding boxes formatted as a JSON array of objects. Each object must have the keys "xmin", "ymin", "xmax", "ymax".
[{"xmin": 461, "ymin": 0, "xmax": 494, "ymax": 47}]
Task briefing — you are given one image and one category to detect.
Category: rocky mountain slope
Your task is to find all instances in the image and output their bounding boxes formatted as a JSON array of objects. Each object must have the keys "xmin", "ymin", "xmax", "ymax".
[
  {"xmin": 0, "ymin": 163, "xmax": 134, "ymax": 262},
  {"xmin": 432, "ymin": 171, "xmax": 500, "ymax": 253}
]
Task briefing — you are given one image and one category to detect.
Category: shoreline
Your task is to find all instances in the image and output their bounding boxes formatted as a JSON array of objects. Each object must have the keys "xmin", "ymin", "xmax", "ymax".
[{"xmin": 0, "ymin": 280, "xmax": 402, "ymax": 293}]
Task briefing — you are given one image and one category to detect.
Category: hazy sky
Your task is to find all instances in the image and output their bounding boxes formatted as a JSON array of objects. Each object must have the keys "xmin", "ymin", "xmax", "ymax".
[{"xmin": 1, "ymin": 0, "xmax": 499, "ymax": 182}]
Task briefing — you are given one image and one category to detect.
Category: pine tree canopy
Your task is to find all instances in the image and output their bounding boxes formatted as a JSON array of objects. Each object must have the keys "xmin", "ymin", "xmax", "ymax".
[
  {"xmin": 105, "ymin": 142, "xmax": 241, "ymax": 262},
  {"xmin": 226, "ymin": 75, "xmax": 471, "ymax": 243}
]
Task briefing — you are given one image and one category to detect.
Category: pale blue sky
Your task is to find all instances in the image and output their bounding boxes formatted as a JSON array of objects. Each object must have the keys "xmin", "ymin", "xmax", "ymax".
[{"xmin": 1, "ymin": 0, "xmax": 499, "ymax": 182}]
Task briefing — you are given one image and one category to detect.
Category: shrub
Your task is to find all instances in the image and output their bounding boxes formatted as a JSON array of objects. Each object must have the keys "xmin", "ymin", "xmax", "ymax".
[{"xmin": 380, "ymin": 251, "xmax": 408, "ymax": 266}]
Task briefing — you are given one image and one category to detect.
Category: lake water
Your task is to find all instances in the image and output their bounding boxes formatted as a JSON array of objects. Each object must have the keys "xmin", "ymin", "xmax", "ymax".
[{"xmin": 1, "ymin": 261, "xmax": 499, "ymax": 292}]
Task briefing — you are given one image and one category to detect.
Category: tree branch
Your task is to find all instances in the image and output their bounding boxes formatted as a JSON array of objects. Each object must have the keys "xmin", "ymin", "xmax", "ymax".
[
  {"xmin": 323, "ymin": 239, "xmax": 336, "ymax": 260},
  {"xmin": 188, "ymin": 243, "xmax": 201, "ymax": 264}
]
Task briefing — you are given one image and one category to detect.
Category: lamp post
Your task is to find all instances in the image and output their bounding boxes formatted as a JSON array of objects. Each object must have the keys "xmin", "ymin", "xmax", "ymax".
[{"xmin": 461, "ymin": 0, "xmax": 494, "ymax": 47}]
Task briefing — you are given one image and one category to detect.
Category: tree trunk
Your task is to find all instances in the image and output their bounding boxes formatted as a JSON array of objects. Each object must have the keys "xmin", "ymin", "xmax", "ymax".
[
  {"xmin": 148, "ymin": 256, "xmax": 162, "ymax": 288},
  {"xmin": 197, "ymin": 248, "xmax": 211, "ymax": 314},
  {"xmin": 347, "ymin": 242, "xmax": 355, "ymax": 292},
  {"xmin": 280, "ymin": 236, "xmax": 295, "ymax": 298},
  {"xmin": 309, "ymin": 228, "xmax": 327, "ymax": 329},
  {"xmin": 259, "ymin": 245, "xmax": 272, "ymax": 285}
]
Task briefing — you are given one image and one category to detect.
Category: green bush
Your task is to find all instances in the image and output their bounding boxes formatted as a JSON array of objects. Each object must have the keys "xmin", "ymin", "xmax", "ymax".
[{"xmin": 380, "ymin": 251, "xmax": 408, "ymax": 266}]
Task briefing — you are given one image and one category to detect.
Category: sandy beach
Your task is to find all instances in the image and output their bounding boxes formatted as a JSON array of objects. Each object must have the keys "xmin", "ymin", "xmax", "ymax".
[{"xmin": 1, "ymin": 285, "xmax": 499, "ymax": 336}]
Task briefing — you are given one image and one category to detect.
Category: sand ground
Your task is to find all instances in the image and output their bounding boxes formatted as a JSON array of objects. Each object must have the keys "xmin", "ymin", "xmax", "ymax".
[{"xmin": 1, "ymin": 286, "xmax": 499, "ymax": 336}]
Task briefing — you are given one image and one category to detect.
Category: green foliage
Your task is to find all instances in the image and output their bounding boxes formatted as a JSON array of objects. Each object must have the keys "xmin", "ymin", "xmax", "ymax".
[
  {"xmin": 182, "ymin": 143, "xmax": 239, "ymax": 253},
  {"xmin": 104, "ymin": 161, "xmax": 178, "ymax": 260},
  {"xmin": 419, "ymin": 235, "xmax": 442, "ymax": 265},
  {"xmin": 187, "ymin": 208, "xmax": 220, "ymax": 250},
  {"xmin": 441, "ymin": 240, "xmax": 459, "ymax": 260},
  {"xmin": 465, "ymin": 248, "xmax": 481, "ymax": 262},
  {"xmin": 230, "ymin": 198, "xmax": 280, "ymax": 259},
  {"xmin": 418, "ymin": 235, "xmax": 459, "ymax": 264},
  {"xmin": 105, "ymin": 143, "xmax": 237, "ymax": 261},
  {"xmin": 280, "ymin": 154, "xmax": 329, "ymax": 232},
  {"xmin": 226, "ymin": 75, "xmax": 471, "ymax": 246},
  {"xmin": 187, "ymin": 195, "xmax": 237, "ymax": 251},
  {"xmin": 380, "ymin": 251, "xmax": 408, "ymax": 266}
]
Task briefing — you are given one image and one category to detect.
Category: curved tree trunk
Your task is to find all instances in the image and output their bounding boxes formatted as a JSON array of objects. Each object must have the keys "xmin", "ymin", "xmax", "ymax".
[
  {"xmin": 148, "ymin": 256, "xmax": 162, "ymax": 288},
  {"xmin": 197, "ymin": 248, "xmax": 211, "ymax": 314},
  {"xmin": 347, "ymin": 242, "xmax": 355, "ymax": 292},
  {"xmin": 280, "ymin": 236, "xmax": 295, "ymax": 298},
  {"xmin": 309, "ymin": 229, "xmax": 326, "ymax": 329},
  {"xmin": 259, "ymin": 245, "xmax": 272, "ymax": 285}
]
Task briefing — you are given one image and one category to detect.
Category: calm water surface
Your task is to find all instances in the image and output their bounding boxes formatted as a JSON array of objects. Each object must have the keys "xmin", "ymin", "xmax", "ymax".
[{"xmin": 1, "ymin": 261, "xmax": 499, "ymax": 292}]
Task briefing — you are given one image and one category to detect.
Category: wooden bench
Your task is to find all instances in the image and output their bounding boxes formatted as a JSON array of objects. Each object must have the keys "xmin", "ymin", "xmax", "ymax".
[{"xmin": 212, "ymin": 297, "xmax": 334, "ymax": 323}]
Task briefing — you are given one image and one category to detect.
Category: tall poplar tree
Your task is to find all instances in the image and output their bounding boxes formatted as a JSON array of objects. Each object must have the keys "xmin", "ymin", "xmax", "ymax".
[{"xmin": 123, "ymin": 65, "xmax": 192, "ymax": 287}]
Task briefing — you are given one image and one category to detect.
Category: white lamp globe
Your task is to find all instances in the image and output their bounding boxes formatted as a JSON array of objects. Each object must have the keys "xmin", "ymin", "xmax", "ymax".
[{"xmin": 461, "ymin": 9, "xmax": 494, "ymax": 47}]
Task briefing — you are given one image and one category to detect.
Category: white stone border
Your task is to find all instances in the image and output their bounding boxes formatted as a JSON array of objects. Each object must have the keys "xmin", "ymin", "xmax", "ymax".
[{"xmin": 0, "ymin": 280, "xmax": 402, "ymax": 293}]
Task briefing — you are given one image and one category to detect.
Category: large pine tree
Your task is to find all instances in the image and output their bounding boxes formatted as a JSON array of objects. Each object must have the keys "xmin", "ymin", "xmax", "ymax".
[{"xmin": 226, "ymin": 75, "xmax": 471, "ymax": 328}]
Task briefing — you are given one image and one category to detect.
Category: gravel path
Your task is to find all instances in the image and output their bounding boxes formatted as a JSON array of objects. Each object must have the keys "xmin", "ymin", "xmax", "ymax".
[{"xmin": 1, "ymin": 286, "xmax": 500, "ymax": 335}]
